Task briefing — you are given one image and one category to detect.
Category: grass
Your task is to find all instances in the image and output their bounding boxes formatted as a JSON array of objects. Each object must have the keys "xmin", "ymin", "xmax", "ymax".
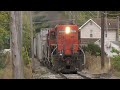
[
  {"xmin": 0, "ymin": 52, "xmax": 32, "ymax": 79},
  {"xmin": 0, "ymin": 52, "xmax": 12, "ymax": 79},
  {"xmin": 112, "ymin": 71, "xmax": 120, "ymax": 77},
  {"xmin": 85, "ymin": 52, "xmax": 111, "ymax": 74},
  {"xmin": 0, "ymin": 65, "xmax": 32, "ymax": 79},
  {"xmin": 111, "ymin": 58, "xmax": 120, "ymax": 77},
  {"xmin": 24, "ymin": 64, "xmax": 32, "ymax": 79},
  {"xmin": 2, "ymin": 51, "xmax": 120, "ymax": 78}
]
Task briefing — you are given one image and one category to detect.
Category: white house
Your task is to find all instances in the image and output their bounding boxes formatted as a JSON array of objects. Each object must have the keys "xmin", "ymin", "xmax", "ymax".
[
  {"xmin": 79, "ymin": 18, "xmax": 119, "ymax": 57},
  {"xmin": 79, "ymin": 18, "xmax": 119, "ymax": 46}
]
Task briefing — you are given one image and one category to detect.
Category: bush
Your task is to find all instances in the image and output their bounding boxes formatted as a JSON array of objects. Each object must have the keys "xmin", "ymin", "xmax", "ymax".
[
  {"xmin": 111, "ymin": 48, "xmax": 120, "ymax": 71},
  {"xmin": 22, "ymin": 47, "xmax": 31, "ymax": 66},
  {"xmin": 111, "ymin": 47, "xmax": 120, "ymax": 55},
  {"xmin": 111, "ymin": 56, "xmax": 120, "ymax": 72},
  {"xmin": 82, "ymin": 43, "xmax": 101, "ymax": 56},
  {"xmin": 0, "ymin": 53, "xmax": 7, "ymax": 69}
]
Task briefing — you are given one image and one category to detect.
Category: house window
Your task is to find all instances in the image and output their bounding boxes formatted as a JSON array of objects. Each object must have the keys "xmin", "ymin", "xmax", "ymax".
[
  {"xmin": 50, "ymin": 31, "xmax": 56, "ymax": 39},
  {"xmin": 105, "ymin": 33, "xmax": 107, "ymax": 37},
  {"xmin": 105, "ymin": 31, "xmax": 107, "ymax": 37},
  {"xmin": 90, "ymin": 30, "xmax": 93, "ymax": 37},
  {"xmin": 90, "ymin": 34, "xmax": 93, "ymax": 37}
]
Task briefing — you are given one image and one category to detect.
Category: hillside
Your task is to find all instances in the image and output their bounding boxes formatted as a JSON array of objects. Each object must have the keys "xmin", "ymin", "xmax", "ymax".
[{"xmin": 33, "ymin": 11, "xmax": 99, "ymax": 27}]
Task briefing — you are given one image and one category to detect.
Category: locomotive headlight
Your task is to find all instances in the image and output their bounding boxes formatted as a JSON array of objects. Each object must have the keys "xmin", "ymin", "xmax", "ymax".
[
  {"xmin": 60, "ymin": 53, "xmax": 62, "ymax": 56},
  {"xmin": 65, "ymin": 27, "xmax": 70, "ymax": 34}
]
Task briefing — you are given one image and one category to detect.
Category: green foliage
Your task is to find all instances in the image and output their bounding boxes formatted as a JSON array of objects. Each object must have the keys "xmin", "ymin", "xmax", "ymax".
[
  {"xmin": 0, "ymin": 11, "xmax": 10, "ymax": 50},
  {"xmin": 22, "ymin": 12, "xmax": 31, "ymax": 66},
  {"xmin": 112, "ymin": 59, "xmax": 120, "ymax": 71},
  {"xmin": 22, "ymin": 47, "xmax": 31, "ymax": 66},
  {"xmin": 111, "ymin": 47, "xmax": 120, "ymax": 71},
  {"xmin": 62, "ymin": 11, "xmax": 99, "ymax": 26},
  {"xmin": 82, "ymin": 43, "xmax": 101, "ymax": 56},
  {"xmin": 62, "ymin": 11, "xmax": 120, "ymax": 26},
  {"xmin": 111, "ymin": 47, "xmax": 120, "ymax": 55},
  {"xmin": 107, "ymin": 11, "xmax": 120, "ymax": 18},
  {"xmin": 22, "ymin": 12, "xmax": 31, "ymax": 52},
  {"xmin": 32, "ymin": 11, "xmax": 49, "ymax": 33},
  {"xmin": 0, "ymin": 53, "xmax": 7, "ymax": 69}
]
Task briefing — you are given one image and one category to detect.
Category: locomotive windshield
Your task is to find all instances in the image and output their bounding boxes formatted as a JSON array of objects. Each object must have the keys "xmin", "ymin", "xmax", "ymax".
[{"xmin": 59, "ymin": 30, "xmax": 76, "ymax": 33}]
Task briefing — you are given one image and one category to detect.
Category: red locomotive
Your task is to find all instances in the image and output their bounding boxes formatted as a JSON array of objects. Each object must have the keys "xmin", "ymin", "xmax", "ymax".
[
  {"xmin": 45, "ymin": 23, "xmax": 85, "ymax": 73},
  {"xmin": 34, "ymin": 21, "xmax": 85, "ymax": 73}
]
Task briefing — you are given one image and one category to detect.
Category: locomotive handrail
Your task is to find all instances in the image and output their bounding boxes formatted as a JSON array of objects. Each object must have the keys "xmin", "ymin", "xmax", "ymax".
[{"xmin": 51, "ymin": 46, "xmax": 57, "ymax": 56}]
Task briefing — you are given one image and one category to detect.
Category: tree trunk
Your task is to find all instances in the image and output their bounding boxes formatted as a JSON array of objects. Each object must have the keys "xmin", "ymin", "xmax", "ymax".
[{"xmin": 10, "ymin": 11, "xmax": 24, "ymax": 79}]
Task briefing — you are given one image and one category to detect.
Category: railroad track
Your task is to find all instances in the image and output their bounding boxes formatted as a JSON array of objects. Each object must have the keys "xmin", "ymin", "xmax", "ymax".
[
  {"xmin": 33, "ymin": 58, "xmax": 108, "ymax": 79},
  {"xmin": 59, "ymin": 73, "xmax": 69, "ymax": 79},
  {"xmin": 33, "ymin": 59, "xmax": 93, "ymax": 79},
  {"xmin": 77, "ymin": 72, "xmax": 92, "ymax": 79},
  {"xmin": 58, "ymin": 72, "xmax": 92, "ymax": 79}
]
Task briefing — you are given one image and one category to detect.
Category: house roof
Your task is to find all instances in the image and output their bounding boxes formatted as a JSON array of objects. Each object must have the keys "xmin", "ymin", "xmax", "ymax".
[
  {"xmin": 79, "ymin": 18, "xmax": 118, "ymax": 30},
  {"xmin": 93, "ymin": 18, "xmax": 118, "ymax": 30},
  {"xmin": 111, "ymin": 41, "xmax": 120, "ymax": 46},
  {"xmin": 79, "ymin": 19, "xmax": 101, "ymax": 29}
]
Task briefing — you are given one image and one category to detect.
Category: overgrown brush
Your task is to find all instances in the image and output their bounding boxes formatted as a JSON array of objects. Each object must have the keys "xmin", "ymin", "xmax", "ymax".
[
  {"xmin": 22, "ymin": 47, "xmax": 31, "ymax": 66},
  {"xmin": 82, "ymin": 43, "xmax": 101, "ymax": 56},
  {"xmin": 111, "ymin": 47, "xmax": 120, "ymax": 72},
  {"xmin": 82, "ymin": 43, "xmax": 110, "ymax": 74},
  {"xmin": 0, "ymin": 52, "xmax": 9, "ymax": 69}
]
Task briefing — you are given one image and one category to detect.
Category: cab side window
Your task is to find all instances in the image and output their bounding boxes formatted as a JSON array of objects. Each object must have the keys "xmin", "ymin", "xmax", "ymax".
[{"xmin": 50, "ymin": 31, "xmax": 56, "ymax": 39}]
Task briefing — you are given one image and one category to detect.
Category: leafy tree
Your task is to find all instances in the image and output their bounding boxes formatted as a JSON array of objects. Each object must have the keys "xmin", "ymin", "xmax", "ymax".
[
  {"xmin": 22, "ymin": 12, "xmax": 31, "ymax": 50},
  {"xmin": 107, "ymin": 11, "xmax": 120, "ymax": 18},
  {"xmin": 22, "ymin": 47, "xmax": 30, "ymax": 65},
  {"xmin": 0, "ymin": 11, "xmax": 10, "ymax": 50},
  {"xmin": 32, "ymin": 11, "xmax": 49, "ymax": 33},
  {"xmin": 62, "ymin": 11, "xmax": 98, "ymax": 26}
]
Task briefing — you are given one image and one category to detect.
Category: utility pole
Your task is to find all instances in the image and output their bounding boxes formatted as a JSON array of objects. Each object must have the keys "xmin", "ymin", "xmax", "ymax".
[
  {"xmin": 101, "ymin": 11, "xmax": 105, "ymax": 69},
  {"xmin": 30, "ymin": 11, "xmax": 35, "ymax": 73},
  {"xmin": 105, "ymin": 11, "xmax": 108, "ymax": 41},
  {"xmin": 117, "ymin": 16, "xmax": 119, "ymax": 41},
  {"xmin": 19, "ymin": 11, "xmax": 23, "ymax": 56}
]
